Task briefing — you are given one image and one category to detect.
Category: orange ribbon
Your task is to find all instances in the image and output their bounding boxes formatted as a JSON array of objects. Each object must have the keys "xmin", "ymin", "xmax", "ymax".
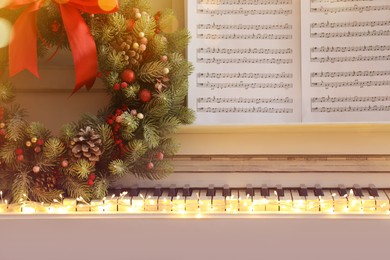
[{"xmin": 6, "ymin": 0, "xmax": 118, "ymax": 93}]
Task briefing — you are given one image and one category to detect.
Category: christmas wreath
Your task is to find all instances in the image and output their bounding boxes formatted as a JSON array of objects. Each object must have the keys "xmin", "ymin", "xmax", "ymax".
[{"xmin": 0, "ymin": 0, "xmax": 194, "ymax": 203}]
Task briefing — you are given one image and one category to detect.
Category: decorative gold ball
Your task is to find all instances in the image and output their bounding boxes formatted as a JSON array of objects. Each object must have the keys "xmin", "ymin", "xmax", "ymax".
[
  {"xmin": 163, "ymin": 68, "xmax": 170, "ymax": 75},
  {"xmin": 0, "ymin": 122, "xmax": 5, "ymax": 129},
  {"xmin": 31, "ymin": 137, "xmax": 37, "ymax": 143},
  {"xmin": 138, "ymin": 32, "xmax": 145, "ymax": 38},
  {"xmin": 25, "ymin": 141, "xmax": 32, "ymax": 147},
  {"xmin": 132, "ymin": 42, "xmax": 139, "ymax": 50}
]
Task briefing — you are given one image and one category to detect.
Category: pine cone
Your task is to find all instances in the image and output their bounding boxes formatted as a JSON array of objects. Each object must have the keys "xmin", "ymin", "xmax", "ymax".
[
  {"xmin": 111, "ymin": 34, "xmax": 144, "ymax": 67},
  {"xmin": 70, "ymin": 126, "xmax": 102, "ymax": 162},
  {"xmin": 34, "ymin": 172, "xmax": 57, "ymax": 192}
]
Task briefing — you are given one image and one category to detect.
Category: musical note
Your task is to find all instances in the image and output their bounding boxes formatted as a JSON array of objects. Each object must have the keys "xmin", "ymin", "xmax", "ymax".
[
  {"xmin": 198, "ymin": 0, "xmax": 292, "ymax": 5},
  {"xmin": 311, "ymin": 95, "xmax": 390, "ymax": 103},
  {"xmin": 310, "ymin": 45, "xmax": 390, "ymax": 53},
  {"xmin": 310, "ymin": 70, "xmax": 390, "ymax": 78},
  {"xmin": 197, "ymin": 23, "xmax": 292, "ymax": 30},
  {"xmin": 311, "ymin": 5, "xmax": 390, "ymax": 14},
  {"xmin": 311, "ymin": 20, "xmax": 390, "ymax": 29},
  {"xmin": 311, "ymin": 30, "xmax": 390, "ymax": 38},
  {"xmin": 311, "ymin": 105, "xmax": 390, "ymax": 113},
  {"xmin": 311, "ymin": 55, "xmax": 390, "ymax": 63},
  {"xmin": 311, "ymin": 80, "xmax": 390, "ymax": 88}
]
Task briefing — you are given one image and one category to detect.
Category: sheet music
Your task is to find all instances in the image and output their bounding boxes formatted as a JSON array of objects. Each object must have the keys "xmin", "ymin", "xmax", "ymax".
[
  {"xmin": 301, "ymin": 0, "xmax": 390, "ymax": 122},
  {"xmin": 187, "ymin": 0, "xmax": 302, "ymax": 125}
]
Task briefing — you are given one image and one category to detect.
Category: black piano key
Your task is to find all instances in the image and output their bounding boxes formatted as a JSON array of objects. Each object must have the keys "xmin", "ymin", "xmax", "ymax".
[
  {"xmin": 168, "ymin": 185, "xmax": 178, "ymax": 197},
  {"xmin": 206, "ymin": 184, "xmax": 216, "ymax": 197},
  {"xmin": 276, "ymin": 185, "xmax": 284, "ymax": 197},
  {"xmin": 368, "ymin": 184, "xmax": 379, "ymax": 197},
  {"xmin": 261, "ymin": 184, "xmax": 269, "ymax": 197},
  {"xmin": 153, "ymin": 185, "xmax": 163, "ymax": 197},
  {"xmin": 107, "ymin": 188, "xmax": 122, "ymax": 196},
  {"xmin": 314, "ymin": 184, "xmax": 324, "ymax": 197},
  {"xmin": 129, "ymin": 185, "xmax": 139, "ymax": 196},
  {"xmin": 223, "ymin": 185, "xmax": 231, "ymax": 197},
  {"xmin": 183, "ymin": 184, "xmax": 192, "ymax": 197},
  {"xmin": 338, "ymin": 184, "xmax": 347, "ymax": 197},
  {"xmin": 246, "ymin": 184, "xmax": 254, "ymax": 197},
  {"xmin": 299, "ymin": 184, "xmax": 308, "ymax": 197},
  {"xmin": 353, "ymin": 184, "xmax": 363, "ymax": 197}
]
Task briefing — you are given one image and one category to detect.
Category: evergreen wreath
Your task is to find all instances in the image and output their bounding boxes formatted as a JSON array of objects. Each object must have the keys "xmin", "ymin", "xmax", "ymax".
[{"xmin": 0, "ymin": 0, "xmax": 194, "ymax": 203}]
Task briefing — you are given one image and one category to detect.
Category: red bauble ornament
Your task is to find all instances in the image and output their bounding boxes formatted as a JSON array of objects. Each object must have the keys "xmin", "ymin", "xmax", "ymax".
[
  {"xmin": 87, "ymin": 179, "xmax": 94, "ymax": 186},
  {"xmin": 15, "ymin": 148, "xmax": 23, "ymax": 155},
  {"xmin": 121, "ymin": 82, "xmax": 128, "ymax": 89},
  {"xmin": 147, "ymin": 162, "xmax": 154, "ymax": 170},
  {"xmin": 17, "ymin": 154, "xmax": 24, "ymax": 161},
  {"xmin": 156, "ymin": 152, "xmax": 164, "ymax": 161},
  {"xmin": 121, "ymin": 69, "xmax": 136, "ymax": 83},
  {"xmin": 139, "ymin": 89, "xmax": 152, "ymax": 103}
]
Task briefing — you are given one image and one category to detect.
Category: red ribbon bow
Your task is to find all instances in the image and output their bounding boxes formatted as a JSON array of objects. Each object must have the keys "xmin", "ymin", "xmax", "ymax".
[{"xmin": 7, "ymin": 0, "xmax": 118, "ymax": 93}]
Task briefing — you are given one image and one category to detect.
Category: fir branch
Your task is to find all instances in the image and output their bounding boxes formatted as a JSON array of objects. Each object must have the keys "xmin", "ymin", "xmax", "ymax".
[
  {"xmin": 167, "ymin": 29, "xmax": 191, "ymax": 53},
  {"xmin": 0, "ymin": 80, "xmax": 15, "ymax": 104},
  {"xmin": 30, "ymin": 188, "xmax": 63, "ymax": 204},
  {"xmin": 60, "ymin": 123, "xmax": 77, "ymax": 144},
  {"xmin": 27, "ymin": 122, "xmax": 51, "ymax": 140},
  {"xmin": 142, "ymin": 120, "xmax": 160, "ymax": 148},
  {"xmin": 69, "ymin": 159, "xmax": 95, "ymax": 179},
  {"xmin": 92, "ymin": 176, "xmax": 109, "ymax": 199},
  {"xmin": 11, "ymin": 171, "xmax": 32, "ymax": 203},
  {"xmin": 43, "ymin": 138, "xmax": 66, "ymax": 163},
  {"xmin": 125, "ymin": 139, "xmax": 148, "ymax": 163},
  {"xmin": 132, "ymin": 14, "xmax": 156, "ymax": 38},
  {"xmin": 108, "ymin": 159, "xmax": 128, "ymax": 176},
  {"xmin": 60, "ymin": 175, "xmax": 92, "ymax": 200},
  {"xmin": 96, "ymin": 124, "xmax": 115, "ymax": 162},
  {"xmin": 0, "ymin": 141, "xmax": 18, "ymax": 164},
  {"xmin": 138, "ymin": 61, "xmax": 167, "ymax": 83}
]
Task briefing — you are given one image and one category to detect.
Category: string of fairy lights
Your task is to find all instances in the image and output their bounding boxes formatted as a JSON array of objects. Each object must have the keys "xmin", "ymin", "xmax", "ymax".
[{"xmin": 1, "ymin": 189, "xmax": 390, "ymax": 215}]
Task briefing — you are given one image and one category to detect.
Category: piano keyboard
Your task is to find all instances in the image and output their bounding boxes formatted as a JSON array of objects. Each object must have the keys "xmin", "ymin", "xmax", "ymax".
[{"xmin": 2, "ymin": 184, "xmax": 390, "ymax": 214}]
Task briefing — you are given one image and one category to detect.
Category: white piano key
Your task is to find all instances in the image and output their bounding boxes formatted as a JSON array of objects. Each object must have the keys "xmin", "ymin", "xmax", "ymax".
[
  {"xmin": 238, "ymin": 189, "xmax": 252, "ymax": 212},
  {"xmin": 278, "ymin": 190, "xmax": 293, "ymax": 212},
  {"xmin": 131, "ymin": 190, "xmax": 147, "ymax": 212},
  {"xmin": 252, "ymin": 189, "xmax": 266, "ymax": 212},
  {"xmin": 330, "ymin": 189, "xmax": 348, "ymax": 213},
  {"xmin": 90, "ymin": 199, "xmax": 104, "ymax": 213},
  {"xmin": 158, "ymin": 190, "xmax": 172, "ymax": 212},
  {"xmin": 226, "ymin": 189, "xmax": 239, "ymax": 213},
  {"xmin": 305, "ymin": 190, "xmax": 320, "ymax": 212},
  {"xmin": 212, "ymin": 189, "xmax": 225, "ymax": 212},
  {"xmin": 319, "ymin": 190, "xmax": 334, "ymax": 213},
  {"xmin": 117, "ymin": 196, "xmax": 131, "ymax": 212},
  {"xmin": 144, "ymin": 190, "xmax": 158, "ymax": 212},
  {"xmin": 62, "ymin": 198, "xmax": 77, "ymax": 212},
  {"xmin": 198, "ymin": 189, "xmax": 212, "ymax": 212},
  {"xmin": 361, "ymin": 190, "xmax": 376, "ymax": 213},
  {"xmin": 347, "ymin": 189, "xmax": 362, "ymax": 212},
  {"xmin": 185, "ymin": 189, "xmax": 199, "ymax": 212},
  {"xmin": 172, "ymin": 190, "xmax": 186, "ymax": 213},
  {"xmin": 103, "ymin": 197, "xmax": 118, "ymax": 213},
  {"xmin": 290, "ymin": 189, "xmax": 306, "ymax": 212},
  {"xmin": 265, "ymin": 189, "xmax": 279, "ymax": 212},
  {"xmin": 375, "ymin": 190, "xmax": 389, "ymax": 213}
]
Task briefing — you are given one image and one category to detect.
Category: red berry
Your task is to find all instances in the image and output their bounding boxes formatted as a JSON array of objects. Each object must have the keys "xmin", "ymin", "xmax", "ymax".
[
  {"xmin": 113, "ymin": 83, "xmax": 121, "ymax": 91},
  {"xmin": 0, "ymin": 129, "xmax": 5, "ymax": 135},
  {"xmin": 61, "ymin": 160, "xmax": 69, "ymax": 168},
  {"xmin": 121, "ymin": 82, "xmax": 128, "ymax": 89},
  {"xmin": 15, "ymin": 148, "xmax": 23, "ymax": 155},
  {"xmin": 37, "ymin": 139, "xmax": 44, "ymax": 146},
  {"xmin": 89, "ymin": 173, "xmax": 96, "ymax": 181},
  {"xmin": 87, "ymin": 179, "xmax": 94, "ymax": 186},
  {"xmin": 156, "ymin": 152, "xmax": 164, "ymax": 160},
  {"xmin": 106, "ymin": 118, "xmax": 114, "ymax": 125},
  {"xmin": 34, "ymin": 146, "xmax": 42, "ymax": 153},
  {"xmin": 147, "ymin": 162, "xmax": 154, "ymax": 170},
  {"xmin": 120, "ymin": 69, "xmax": 136, "ymax": 84},
  {"xmin": 17, "ymin": 154, "xmax": 24, "ymax": 161},
  {"xmin": 126, "ymin": 19, "xmax": 135, "ymax": 31},
  {"xmin": 139, "ymin": 89, "xmax": 152, "ymax": 103}
]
